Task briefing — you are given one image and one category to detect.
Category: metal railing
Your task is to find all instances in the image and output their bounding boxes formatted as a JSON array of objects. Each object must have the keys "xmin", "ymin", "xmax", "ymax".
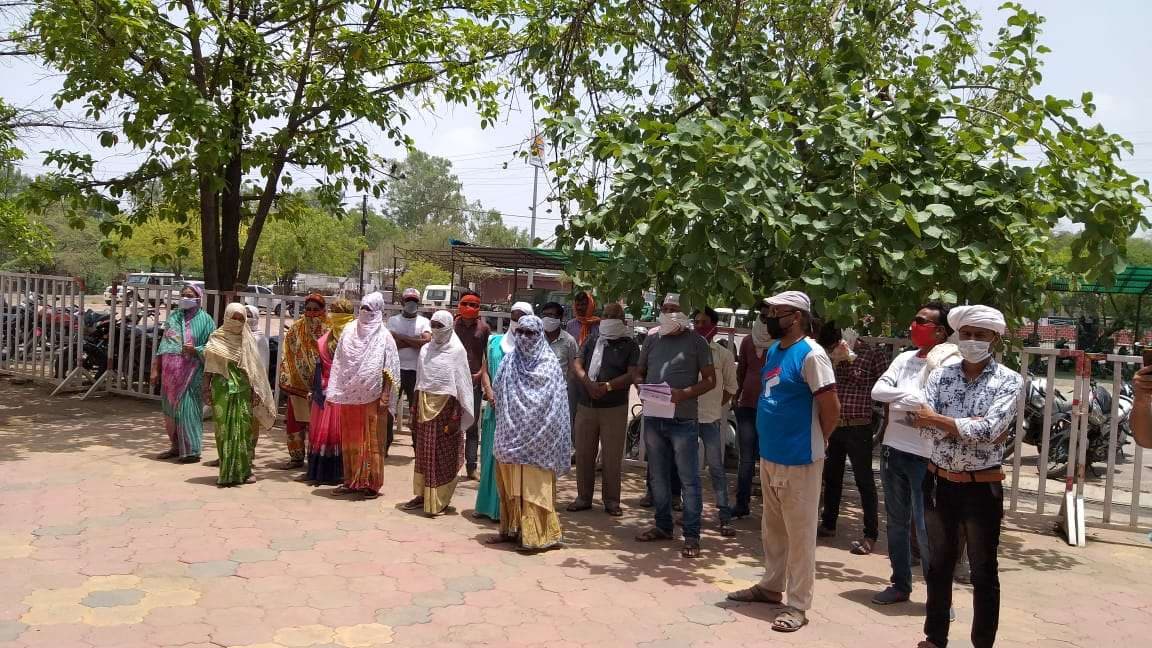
[
  {"xmin": 90, "ymin": 288, "xmax": 513, "ymax": 409},
  {"xmin": 0, "ymin": 272, "xmax": 86, "ymax": 390},
  {"xmin": 1008, "ymin": 347, "xmax": 1146, "ymax": 545}
]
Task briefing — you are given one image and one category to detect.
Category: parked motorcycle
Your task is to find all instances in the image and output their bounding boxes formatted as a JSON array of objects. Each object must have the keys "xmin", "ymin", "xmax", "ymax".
[{"xmin": 1010, "ymin": 376, "xmax": 1134, "ymax": 479}]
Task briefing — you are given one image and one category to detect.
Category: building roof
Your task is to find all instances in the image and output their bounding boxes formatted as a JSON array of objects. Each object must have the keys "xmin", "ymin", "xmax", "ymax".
[{"xmin": 1047, "ymin": 266, "xmax": 1152, "ymax": 295}]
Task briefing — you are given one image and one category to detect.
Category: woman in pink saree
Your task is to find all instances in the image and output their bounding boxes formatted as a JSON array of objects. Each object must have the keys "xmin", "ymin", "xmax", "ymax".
[
  {"xmin": 306, "ymin": 299, "xmax": 355, "ymax": 485},
  {"xmin": 150, "ymin": 284, "xmax": 216, "ymax": 463}
]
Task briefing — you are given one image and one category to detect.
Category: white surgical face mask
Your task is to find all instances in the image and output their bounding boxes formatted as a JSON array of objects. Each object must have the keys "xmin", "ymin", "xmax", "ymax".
[
  {"xmin": 658, "ymin": 312, "xmax": 688, "ymax": 336},
  {"xmin": 432, "ymin": 326, "xmax": 452, "ymax": 344},
  {"xmin": 541, "ymin": 317, "xmax": 561, "ymax": 333},
  {"xmin": 179, "ymin": 297, "xmax": 199, "ymax": 310},
  {"xmin": 958, "ymin": 339, "xmax": 992, "ymax": 363}
]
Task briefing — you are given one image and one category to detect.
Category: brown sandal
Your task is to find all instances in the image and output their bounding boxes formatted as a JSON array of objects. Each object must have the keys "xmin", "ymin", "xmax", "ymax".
[
  {"xmin": 726, "ymin": 585, "xmax": 784, "ymax": 605},
  {"xmin": 772, "ymin": 608, "xmax": 808, "ymax": 633}
]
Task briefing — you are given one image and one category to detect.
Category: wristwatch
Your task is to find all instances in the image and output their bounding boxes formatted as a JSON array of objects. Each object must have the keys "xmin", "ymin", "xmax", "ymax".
[{"xmin": 603, "ymin": 382, "xmax": 612, "ymax": 392}]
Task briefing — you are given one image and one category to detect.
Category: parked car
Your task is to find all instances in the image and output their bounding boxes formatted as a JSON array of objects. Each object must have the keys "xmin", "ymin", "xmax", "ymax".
[
  {"xmin": 422, "ymin": 285, "xmax": 461, "ymax": 309},
  {"xmin": 106, "ymin": 273, "xmax": 185, "ymax": 307},
  {"xmin": 241, "ymin": 284, "xmax": 276, "ymax": 310}
]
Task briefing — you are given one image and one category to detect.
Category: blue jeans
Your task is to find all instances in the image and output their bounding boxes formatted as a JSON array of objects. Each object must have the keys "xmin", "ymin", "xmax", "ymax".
[
  {"xmin": 698, "ymin": 421, "xmax": 732, "ymax": 524},
  {"xmin": 881, "ymin": 445, "xmax": 930, "ymax": 594},
  {"xmin": 644, "ymin": 417, "xmax": 702, "ymax": 540},
  {"xmin": 734, "ymin": 407, "xmax": 759, "ymax": 516}
]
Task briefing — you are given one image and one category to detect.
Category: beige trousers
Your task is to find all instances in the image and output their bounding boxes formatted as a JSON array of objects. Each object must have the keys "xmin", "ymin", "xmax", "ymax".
[
  {"xmin": 573, "ymin": 404, "xmax": 628, "ymax": 508},
  {"xmin": 758, "ymin": 458, "xmax": 824, "ymax": 611}
]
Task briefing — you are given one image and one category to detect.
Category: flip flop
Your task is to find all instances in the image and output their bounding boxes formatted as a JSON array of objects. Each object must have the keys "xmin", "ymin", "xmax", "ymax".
[
  {"xmin": 401, "ymin": 498, "xmax": 425, "ymax": 511},
  {"xmin": 850, "ymin": 539, "xmax": 874, "ymax": 555}
]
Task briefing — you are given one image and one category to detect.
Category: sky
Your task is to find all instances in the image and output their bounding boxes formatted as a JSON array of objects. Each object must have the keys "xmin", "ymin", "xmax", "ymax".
[{"xmin": 3, "ymin": 0, "xmax": 1150, "ymax": 242}]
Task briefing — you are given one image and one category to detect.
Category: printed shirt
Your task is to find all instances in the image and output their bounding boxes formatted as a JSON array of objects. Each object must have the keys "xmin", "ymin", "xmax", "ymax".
[
  {"xmin": 698, "ymin": 341, "xmax": 738, "ymax": 424},
  {"xmin": 833, "ymin": 341, "xmax": 889, "ymax": 421},
  {"xmin": 756, "ymin": 337, "xmax": 837, "ymax": 466},
  {"xmin": 922, "ymin": 360, "xmax": 1023, "ymax": 472}
]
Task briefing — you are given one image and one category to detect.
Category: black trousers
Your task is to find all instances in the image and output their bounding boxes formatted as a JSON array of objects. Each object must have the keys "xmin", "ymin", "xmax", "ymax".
[
  {"xmin": 465, "ymin": 383, "xmax": 481, "ymax": 471},
  {"xmin": 386, "ymin": 369, "xmax": 418, "ymax": 451},
  {"xmin": 821, "ymin": 424, "xmax": 879, "ymax": 540},
  {"xmin": 923, "ymin": 472, "xmax": 1003, "ymax": 648}
]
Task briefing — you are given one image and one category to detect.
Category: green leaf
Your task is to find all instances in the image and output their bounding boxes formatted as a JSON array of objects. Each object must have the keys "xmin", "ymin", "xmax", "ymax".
[
  {"xmin": 925, "ymin": 204, "xmax": 955, "ymax": 218},
  {"xmin": 903, "ymin": 209, "xmax": 922, "ymax": 238},
  {"xmin": 695, "ymin": 185, "xmax": 726, "ymax": 210}
]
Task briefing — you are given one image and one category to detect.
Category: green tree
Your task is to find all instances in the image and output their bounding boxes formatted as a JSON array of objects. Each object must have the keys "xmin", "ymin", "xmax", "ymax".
[
  {"xmin": 387, "ymin": 150, "xmax": 469, "ymax": 229},
  {"xmin": 517, "ymin": 0, "xmax": 1150, "ymax": 322},
  {"xmin": 396, "ymin": 260, "xmax": 450, "ymax": 294},
  {"xmin": 469, "ymin": 207, "xmax": 532, "ymax": 247},
  {"xmin": 253, "ymin": 195, "xmax": 366, "ymax": 284},
  {"xmin": 0, "ymin": 102, "xmax": 52, "ymax": 270},
  {"xmin": 20, "ymin": 0, "xmax": 519, "ymax": 291}
]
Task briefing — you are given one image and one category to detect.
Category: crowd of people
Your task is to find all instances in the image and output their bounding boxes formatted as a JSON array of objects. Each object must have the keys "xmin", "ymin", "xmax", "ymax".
[{"xmin": 151, "ymin": 283, "xmax": 1026, "ymax": 648}]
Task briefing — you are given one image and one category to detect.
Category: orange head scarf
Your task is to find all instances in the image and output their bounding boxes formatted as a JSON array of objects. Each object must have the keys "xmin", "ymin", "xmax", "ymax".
[{"xmin": 574, "ymin": 292, "xmax": 601, "ymax": 346}]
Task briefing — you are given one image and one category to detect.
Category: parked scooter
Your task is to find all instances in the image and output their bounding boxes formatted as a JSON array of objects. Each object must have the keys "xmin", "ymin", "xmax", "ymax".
[{"xmin": 1009, "ymin": 377, "xmax": 1134, "ymax": 479}]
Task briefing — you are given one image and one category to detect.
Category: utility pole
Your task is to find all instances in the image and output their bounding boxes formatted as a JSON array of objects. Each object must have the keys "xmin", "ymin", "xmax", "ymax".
[
  {"xmin": 358, "ymin": 194, "xmax": 367, "ymax": 296},
  {"xmin": 528, "ymin": 132, "xmax": 544, "ymax": 290}
]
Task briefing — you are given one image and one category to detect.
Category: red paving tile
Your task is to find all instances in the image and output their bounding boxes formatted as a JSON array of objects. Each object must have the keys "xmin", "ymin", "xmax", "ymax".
[{"xmin": 3, "ymin": 382, "xmax": 1152, "ymax": 648}]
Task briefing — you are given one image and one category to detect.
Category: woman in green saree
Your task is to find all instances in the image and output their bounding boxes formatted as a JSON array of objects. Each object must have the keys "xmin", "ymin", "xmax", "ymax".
[
  {"xmin": 151, "ymin": 283, "xmax": 216, "ymax": 463},
  {"xmin": 204, "ymin": 303, "xmax": 278, "ymax": 486}
]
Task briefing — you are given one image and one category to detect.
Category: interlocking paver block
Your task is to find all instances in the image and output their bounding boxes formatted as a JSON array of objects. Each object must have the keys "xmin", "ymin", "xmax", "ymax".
[
  {"xmin": 229, "ymin": 548, "xmax": 279, "ymax": 563},
  {"xmin": 443, "ymin": 575, "xmax": 494, "ymax": 593},
  {"xmin": 681, "ymin": 604, "xmax": 734, "ymax": 626},
  {"xmin": 186, "ymin": 560, "xmax": 238, "ymax": 578},
  {"xmin": 81, "ymin": 588, "xmax": 146, "ymax": 608},
  {"xmin": 269, "ymin": 537, "xmax": 315, "ymax": 551},
  {"xmin": 0, "ymin": 620, "xmax": 27, "ymax": 642},
  {"xmin": 273, "ymin": 624, "xmax": 335, "ymax": 647},
  {"xmin": 333, "ymin": 623, "xmax": 394, "ymax": 646},
  {"xmin": 374, "ymin": 605, "xmax": 431, "ymax": 626},
  {"xmin": 32, "ymin": 525, "xmax": 84, "ymax": 537},
  {"xmin": 411, "ymin": 590, "xmax": 464, "ymax": 608}
]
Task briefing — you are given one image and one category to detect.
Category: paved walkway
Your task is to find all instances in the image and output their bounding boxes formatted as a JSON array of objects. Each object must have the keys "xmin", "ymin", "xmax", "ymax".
[{"xmin": 1, "ymin": 380, "xmax": 1151, "ymax": 648}]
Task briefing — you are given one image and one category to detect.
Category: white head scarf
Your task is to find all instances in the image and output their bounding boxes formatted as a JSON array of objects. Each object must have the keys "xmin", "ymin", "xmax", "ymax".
[
  {"xmin": 244, "ymin": 304, "xmax": 270, "ymax": 371},
  {"xmin": 587, "ymin": 318, "xmax": 630, "ymax": 382},
  {"xmin": 501, "ymin": 301, "xmax": 535, "ymax": 353},
  {"xmin": 327, "ymin": 292, "xmax": 401, "ymax": 407},
  {"xmin": 415, "ymin": 310, "xmax": 475, "ymax": 430},
  {"xmin": 493, "ymin": 315, "xmax": 572, "ymax": 475},
  {"xmin": 204, "ymin": 303, "xmax": 277, "ymax": 431},
  {"xmin": 947, "ymin": 305, "xmax": 1006, "ymax": 335}
]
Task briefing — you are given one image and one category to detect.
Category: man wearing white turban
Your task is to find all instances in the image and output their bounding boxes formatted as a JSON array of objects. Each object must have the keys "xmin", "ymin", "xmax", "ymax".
[{"xmin": 910, "ymin": 304, "xmax": 1022, "ymax": 648}]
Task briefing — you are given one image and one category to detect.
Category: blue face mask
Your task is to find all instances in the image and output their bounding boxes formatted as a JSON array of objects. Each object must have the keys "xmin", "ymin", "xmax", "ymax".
[
  {"xmin": 179, "ymin": 297, "xmax": 200, "ymax": 310},
  {"xmin": 403, "ymin": 301, "xmax": 419, "ymax": 316}
]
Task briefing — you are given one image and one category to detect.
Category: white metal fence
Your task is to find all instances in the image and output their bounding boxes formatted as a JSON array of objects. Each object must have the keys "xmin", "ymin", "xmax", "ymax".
[
  {"xmin": 90, "ymin": 286, "xmax": 513, "ymax": 406},
  {"xmin": 1007, "ymin": 347, "xmax": 1146, "ymax": 544},
  {"xmin": 0, "ymin": 272, "xmax": 87, "ymax": 391}
]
